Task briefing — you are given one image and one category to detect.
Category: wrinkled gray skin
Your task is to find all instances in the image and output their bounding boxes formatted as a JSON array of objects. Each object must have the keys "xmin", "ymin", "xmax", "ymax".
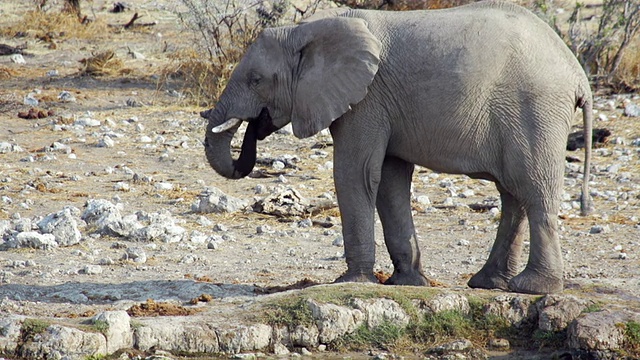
[{"xmin": 202, "ymin": 1, "xmax": 593, "ymax": 294}]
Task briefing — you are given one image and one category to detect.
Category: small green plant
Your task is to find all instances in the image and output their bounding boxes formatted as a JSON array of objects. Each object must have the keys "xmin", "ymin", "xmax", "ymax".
[
  {"xmin": 262, "ymin": 298, "xmax": 315, "ymax": 328},
  {"xmin": 625, "ymin": 321, "xmax": 640, "ymax": 353},
  {"xmin": 408, "ymin": 309, "xmax": 474, "ymax": 344},
  {"xmin": 91, "ymin": 319, "xmax": 110, "ymax": 335},
  {"xmin": 533, "ymin": 329, "xmax": 567, "ymax": 349},
  {"xmin": 21, "ymin": 318, "xmax": 51, "ymax": 342},
  {"xmin": 331, "ymin": 322, "xmax": 405, "ymax": 351},
  {"xmin": 583, "ymin": 302, "xmax": 603, "ymax": 313},
  {"xmin": 85, "ymin": 355, "xmax": 107, "ymax": 360}
]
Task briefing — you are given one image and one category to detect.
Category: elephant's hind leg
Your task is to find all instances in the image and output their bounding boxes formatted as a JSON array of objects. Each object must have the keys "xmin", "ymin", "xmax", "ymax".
[
  {"xmin": 376, "ymin": 156, "xmax": 430, "ymax": 286},
  {"xmin": 507, "ymin": 201, "xmax": 564, "ymax": 294},
  {"xmin": 468, "ymin": 183, "xmax": 527, "ymax": 290}
]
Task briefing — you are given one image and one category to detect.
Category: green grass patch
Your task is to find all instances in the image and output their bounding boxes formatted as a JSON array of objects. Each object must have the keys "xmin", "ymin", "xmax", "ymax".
[
  {"xmin": 331, "ymin": 322, "xmax": 406, "ymax": 352},
  {"xmin": 583, "ymin": 302, "xmax": 603, "ymax": 314},
  {"xmin": 261, "ymin": 298, "xmax": 315, "ymax": 328},
  {"xmin": 625, "ymin": 321, "xmax": 640, "ymax": 354},
  {"xmin": 20, "ymin": 318, "xmax": 51, "ymax": 342},
  {"xmin": 91, "ymin": 319, "xmax": 110, "ymax": 335}
]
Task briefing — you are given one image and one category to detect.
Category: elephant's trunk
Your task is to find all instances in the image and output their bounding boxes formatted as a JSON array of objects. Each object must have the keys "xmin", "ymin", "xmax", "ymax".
[{"xmin": 202, "ymin": 108, "xmax": 257, "ymax": 179}]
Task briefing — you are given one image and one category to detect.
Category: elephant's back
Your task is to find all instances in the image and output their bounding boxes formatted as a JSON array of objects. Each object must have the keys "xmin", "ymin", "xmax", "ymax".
[{"xmin": 347, "ymin": 2, "xmax": 581, "ymax": 75}]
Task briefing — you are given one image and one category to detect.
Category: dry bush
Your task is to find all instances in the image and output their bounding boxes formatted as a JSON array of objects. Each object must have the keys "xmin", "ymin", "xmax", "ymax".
[
  {"xmin": 0, "ymin": 66, "xmax": 16, "ymax": 80},
  {"xmin": 160, "ymin": 50, "xmax": 233, "ymax": 107},
  {"xmin": 79, "ymin": 50, "xmax": 127, "ymax": 76},
  {"xmin": 535, "ymin": 0, "xmax": 640, "ymax": 92},
  {"xmin": 332, "ymin": 0, "xmax": 476, "ymax": 10},
  {"xmin": 616, "ymin": 42, "xmax": 640, "ymax": 91},
  {"xmin": 2, "ymin": 10, "xmax": 109, "ymax": 40},
  {"xmin": 165, "ymin": 0, "xmax": 326, "ymax": 106}
]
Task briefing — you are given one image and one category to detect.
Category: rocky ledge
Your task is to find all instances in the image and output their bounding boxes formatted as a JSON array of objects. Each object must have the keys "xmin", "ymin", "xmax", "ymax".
[{"xmin": 1, "ymin": 283, "xmax": 639, "ymax": 359}]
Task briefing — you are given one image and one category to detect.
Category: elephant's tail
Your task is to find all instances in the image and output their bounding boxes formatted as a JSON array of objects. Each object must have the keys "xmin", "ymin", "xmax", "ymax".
[{"xmin": 578, "ymin": 94, "xmax": 593, "ymax": 216}]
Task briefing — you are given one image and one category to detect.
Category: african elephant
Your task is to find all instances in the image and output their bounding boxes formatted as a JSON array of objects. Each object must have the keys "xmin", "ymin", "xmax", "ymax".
[{"xmin": 201, "ymin": 0, "xmax": 593, "ymax": 294}]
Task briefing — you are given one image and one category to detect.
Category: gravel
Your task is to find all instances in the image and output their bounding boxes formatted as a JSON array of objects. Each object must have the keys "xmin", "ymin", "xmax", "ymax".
[{"xmin": 0, "ymin": 1, "xmax": 638, "ymax": 322}]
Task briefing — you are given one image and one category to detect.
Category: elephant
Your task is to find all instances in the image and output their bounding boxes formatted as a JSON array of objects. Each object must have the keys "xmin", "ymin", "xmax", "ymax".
[{"xmin": 200, "ymin": 0, "xmax": 593, "ymax": 294}]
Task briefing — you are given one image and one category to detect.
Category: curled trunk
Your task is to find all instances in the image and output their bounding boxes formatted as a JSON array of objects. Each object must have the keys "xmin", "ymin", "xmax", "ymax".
[{"xmin": 202, "ymin": 109, "xmax": 257, "ymax": 179}]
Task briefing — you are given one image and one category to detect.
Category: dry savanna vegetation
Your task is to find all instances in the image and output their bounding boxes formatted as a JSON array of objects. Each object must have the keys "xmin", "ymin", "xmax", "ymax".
[{"xmin": 2, "ymin": 0, "xmax": 638, "ymax": 105}]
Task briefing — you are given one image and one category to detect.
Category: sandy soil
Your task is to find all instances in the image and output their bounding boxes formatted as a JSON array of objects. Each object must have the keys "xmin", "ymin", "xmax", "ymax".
[{"xmin": 0, "ymin": 0, "xmax": 639, "ymax": 322}]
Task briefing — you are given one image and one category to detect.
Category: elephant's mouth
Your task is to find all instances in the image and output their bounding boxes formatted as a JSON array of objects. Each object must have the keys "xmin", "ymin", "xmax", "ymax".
[{"xmin": 202, "ymin": 107, "xmax": 281, "ymax": 179}]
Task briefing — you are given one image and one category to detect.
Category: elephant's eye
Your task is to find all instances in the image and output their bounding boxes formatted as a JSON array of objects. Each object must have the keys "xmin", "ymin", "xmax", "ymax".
[{"xmin": 248, "ymin": 72, "xmax": 262, "ymax": 87}]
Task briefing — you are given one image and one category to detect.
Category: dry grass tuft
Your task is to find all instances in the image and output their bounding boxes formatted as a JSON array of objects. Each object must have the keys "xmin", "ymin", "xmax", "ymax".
[
  {"xmin": 159, "ymin": 49, "xmax": 239, "ymax": 106},
  {"xmin": 615, "ymin": 42, "xmax": 640, "ymax": 92},
  {"xmin": 79, "ymin": 50, "xmax": 125, "ymax": 76},
  {"xmin": 2, "ymin": 10, "xmax": 110, "ymax": 40},
  {"xmin": 0, "ymin": 66, "xmax": 16, "ymax": 80},
  {"xmin": 333, "ymin": 0, "xmax": 473, "ymax": 10}
]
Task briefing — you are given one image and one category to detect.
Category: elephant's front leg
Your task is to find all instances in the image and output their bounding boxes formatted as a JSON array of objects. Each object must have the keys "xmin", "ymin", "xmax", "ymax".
[
  {"xmin": 330, "ymin": 122, "xmax": 387, "ymax": 284},
  {"xmin": 376, "ymin": 156, "xmax": 430, "ymax": 286}
]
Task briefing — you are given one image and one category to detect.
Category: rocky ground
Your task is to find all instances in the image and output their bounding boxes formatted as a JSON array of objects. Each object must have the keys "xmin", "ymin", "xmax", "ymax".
[{"xmin": 1, "ymin": 0, "xmax": 640, "ymax": 358}]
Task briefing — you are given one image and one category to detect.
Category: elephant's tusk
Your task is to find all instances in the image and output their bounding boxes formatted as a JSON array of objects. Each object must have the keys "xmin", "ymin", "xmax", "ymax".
[{"xmin": 211, "ymin": 118, "xmax": 242, "ymax": 133}]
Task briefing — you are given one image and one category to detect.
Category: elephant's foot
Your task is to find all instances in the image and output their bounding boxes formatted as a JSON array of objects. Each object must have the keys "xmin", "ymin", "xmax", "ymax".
[
  {"xmin": 467, "ymin": 269, "xmax": 512, "ymax": 291},
  {"xmin": 384, "ymin": 270, "xmax": 430, "ymax": 286},
  {"xmin": 334, "ymin": 271, "xmax": 379, "ymax": 284},
  {"xmin": 507, "ymin": 268, "xmax": 563, "ymax": 294}
]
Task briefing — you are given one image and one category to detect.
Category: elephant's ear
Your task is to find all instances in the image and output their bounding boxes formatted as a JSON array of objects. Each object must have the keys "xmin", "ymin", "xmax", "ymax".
[{"xmin": 290, "ymin": 17, "xmax": 381, "ymax": 139}]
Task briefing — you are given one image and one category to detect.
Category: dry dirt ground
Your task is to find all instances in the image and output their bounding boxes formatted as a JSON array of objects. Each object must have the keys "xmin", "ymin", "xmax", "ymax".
[{"xmin": 0, "ymin": 0, "xmax": 639, "ymax": 330}]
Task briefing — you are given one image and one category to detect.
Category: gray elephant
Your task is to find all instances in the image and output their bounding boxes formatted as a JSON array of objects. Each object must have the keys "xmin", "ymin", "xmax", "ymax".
[{"xmin": 201, "ymin": 0, "xmax": 593, "ymax": 294}]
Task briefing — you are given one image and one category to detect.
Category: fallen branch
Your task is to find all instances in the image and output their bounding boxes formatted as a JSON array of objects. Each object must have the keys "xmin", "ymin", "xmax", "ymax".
[
  {"xmin": 109, "ymin": 12, "xmax": 157, "ymax": 29},
  {"xmin": 124, "ymin": 12, "xmax": 142, "ymax": 28}
]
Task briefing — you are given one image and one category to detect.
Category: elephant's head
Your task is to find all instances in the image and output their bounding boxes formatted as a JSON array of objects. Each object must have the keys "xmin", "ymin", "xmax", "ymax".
[{"xmin": 202, "ymin": 16, "xmax": 382, "ymax": 179}]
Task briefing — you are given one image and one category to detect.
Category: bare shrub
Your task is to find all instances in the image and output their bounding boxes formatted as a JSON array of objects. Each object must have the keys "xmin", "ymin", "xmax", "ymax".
[
  {"xmin": 331, "ymin": 0, "xmax": 476, "ymax": 10},
  {"xmin": 535, "ymin": 0, "xmax": 640, "ymax": 92},
  {"xmin": 3, "ymin": 10, "xmax": 108, "ymax": 40},
  {"xmin": 167, "ymin": 0, "xmax": 326, "ymax": 105}
]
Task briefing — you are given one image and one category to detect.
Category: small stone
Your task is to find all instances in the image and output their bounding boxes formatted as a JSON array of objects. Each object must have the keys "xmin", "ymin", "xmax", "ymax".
[
  {"xmin": 272, "ymin": 160, "xmax": 285, "ymax": 170},
  {"xmin": 10, "ymin": 54, "xmax": 26, "ymax": 64},
  {"xmin": 213, "ymin": 223, "xmax": 228, "ymax": 232},
  {"xmin": 443, "ymin": 197, "xmax": 455, "ymax": 206},
  {"xmin": 417, "ymin": 195, "xmax": 431, "ymax": 205},
  {"xmin": 23, "ymin": 93, "xmax": 38, "ymax": 106},
  {"xmin": 124, "ymin": 247, "xmax": 147, "ymax": 263},
  {"xmin": 82, "ymin": 265, "xmax": 103, "ymax": 275},
  {"xmin": 624, "ymin": 104, "xmax": 640, "ymax": 117},
  {"xmin": 607, "ymin": 164, "xmax": 621, "ymax": 174},
  {"xmin": 297, "ymin": 218, "xmax": 313, "ymax": 228},
  {"xmin": 460, "ymin": 189, "xmax": 475, "ymax": 198},
  {"xmin": 256, "ymin": 225, "xmax": 273, "ymax": 234},
  {"xmin": 98, "ymin": 258, "xmax": 114, "ymax": 265},
  {"xmin": 97, "ymin": 136, "xmax": 115, "ymax": 148},
  {"xmin": 197, "ymin": 216, "xmax": 213, "ymax": 227},
  {"xmin": 618, "ymin": 252, "xmax": 627, "ymax": 260},
  {"xmin": 58, "ymin": 91, "xmax": 76, "ymax": 102},
  {"xmin": 332, "ymin": 236, "xmax": 344, "ymax": 247},
  {"xmin": 430, "ymin": 339, "xmax": 473, "ymax": 354},
  {"xmin": 590, "ymin": 225, "xmax": 610, "ymax": 234},
  {"xmin": 207, "ymin": 241, "xmax": 219, "ymax": 250},
  {"xmin": 154, "ymin": 182, "xmax": 174, "ymax": 191},
  {"xmin": 114, "ymin": 182, "xmax": 130, "ymax": 191},
  {"xmin": 276, "ymin": 174, "xmax": 288, "ymax": 183},
  {"xmin": 300, "ymin": 348, "xmax": 312, "ymax": 356},
  {"xmin": 598, "ymin": 113, "xmax": 608, "ymax": 121},
  {"xmin": 489, "ymin": 338, "xmax": 510, "ymax": 349},
  {"xmin": 273, "ymin": 343, "xmax": 289, "ymax": 355},
  {"xmin": 458, "ymin": 239, "xmax": 470, "ymax": 246},
  {"xmin": 255, "ymin": 184, "xmax": 267, "ymax": 194},
  {"xmin": 131, "ymin": 51, "xmax": 145, "ymax": 59},
  {"xmin": 75, "ymin": 117, "xmax": 101, "ymax": 127}
]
